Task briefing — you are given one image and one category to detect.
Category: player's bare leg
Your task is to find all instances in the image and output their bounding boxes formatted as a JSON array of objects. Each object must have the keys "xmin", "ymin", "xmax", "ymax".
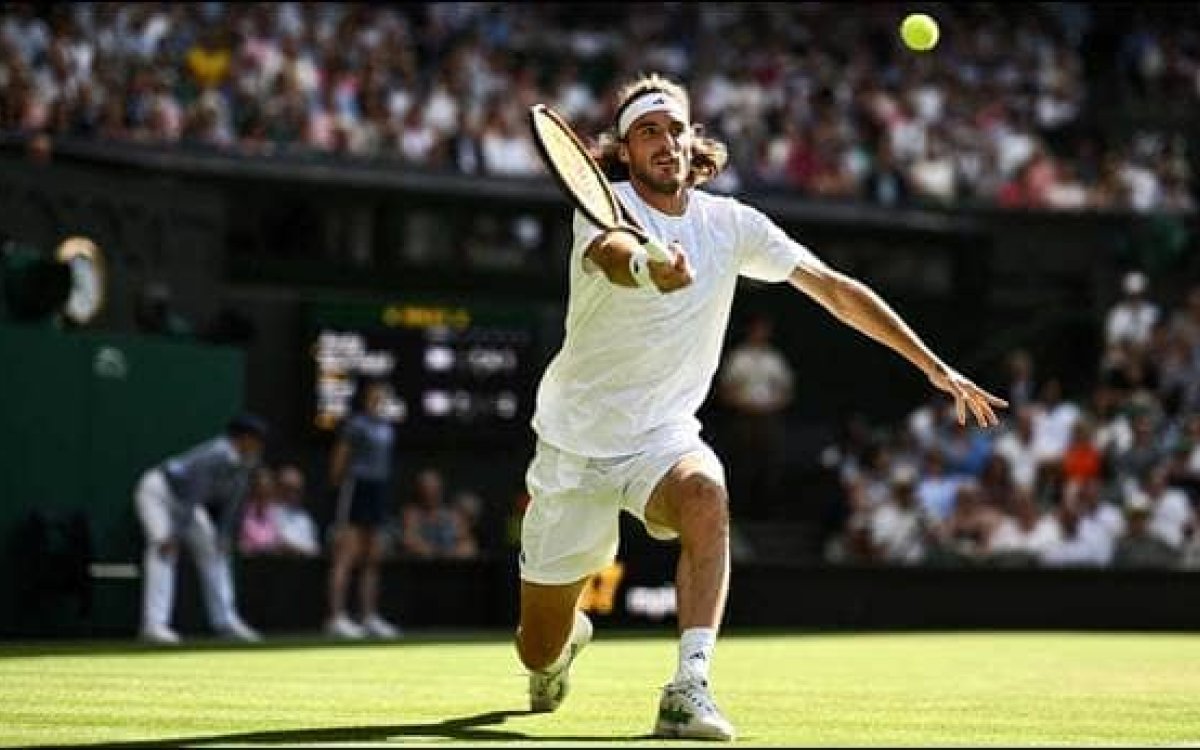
[
  {"xmin": 516, "ymin": 579, "xmax": 593, "ymax": 712},
  {"xmin": 643, "ymin": 453, "xmax": 736, "ymax": 740}
]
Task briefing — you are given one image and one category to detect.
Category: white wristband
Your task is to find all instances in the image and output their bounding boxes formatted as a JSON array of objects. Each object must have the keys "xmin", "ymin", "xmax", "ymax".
[
  {"xmin": 628, "ymin": 246, "xmax": 660, "ymax": 291},
  {"xmin": 641, "ymin": 236, "xmax": 672, "ymax": 263}
]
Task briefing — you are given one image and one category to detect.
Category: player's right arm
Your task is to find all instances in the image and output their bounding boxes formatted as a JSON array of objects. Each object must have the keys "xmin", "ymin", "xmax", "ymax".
[{"xmin": 584, "ymin": 230, "xmax": 694, "ymax": 293}]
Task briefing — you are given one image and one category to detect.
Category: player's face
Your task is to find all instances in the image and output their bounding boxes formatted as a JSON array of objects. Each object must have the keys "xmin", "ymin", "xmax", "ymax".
[{"xmin": 621, "ymin": 111, "xmax": 692, "ymax": 194}]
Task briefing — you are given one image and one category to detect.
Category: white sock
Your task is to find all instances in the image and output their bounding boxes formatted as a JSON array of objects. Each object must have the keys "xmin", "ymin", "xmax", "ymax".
[
  {"xmin": 673, "ymin": 627, "xmax": 717, "ymax": 685},
  {"xmin": 541, "ymin": 610, "xmax": 588, "ymax": 674}
]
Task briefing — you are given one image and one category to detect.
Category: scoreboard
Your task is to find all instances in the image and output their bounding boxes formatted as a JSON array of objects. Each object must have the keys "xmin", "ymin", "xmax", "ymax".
[{"xmin": 307, "ymin": 297, "xmax": 547, "ymax": 446}]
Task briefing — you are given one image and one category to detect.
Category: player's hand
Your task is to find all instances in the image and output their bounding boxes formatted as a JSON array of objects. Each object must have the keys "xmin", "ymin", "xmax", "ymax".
[
  {"xmin": 649, "ymin": 242, "xmax": 694, "ymax": 293},
  {"xmin": 156, "ymin": 538, "xmax": 178, "ymax": 558},
  {"xmin": 927, "ymin": 364, "xmax": 1008, "ymax": 428}
]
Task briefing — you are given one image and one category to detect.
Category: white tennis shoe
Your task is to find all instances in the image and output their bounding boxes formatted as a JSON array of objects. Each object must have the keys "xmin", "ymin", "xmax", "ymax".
[
  {"xmin": 652, "ymin": 679, "xmax": 736, "ymax": 741},
  {"xmin": 362, "ymin": 613, "xmax": 401, "ymax": 639},
  {"xmin": 218, "ymin": 616, "xmax": 262, "ymax": 643},
  {"xmin": 529, "ymin": 611, "xmax": 593, "ymax": 713},
  {"xmin": 140, "ymin": 623, "xmax": 181, "ymax": 644},
  {"xmin": 326, "ymin": 613, "xmax": 366, "ymax": 640}
]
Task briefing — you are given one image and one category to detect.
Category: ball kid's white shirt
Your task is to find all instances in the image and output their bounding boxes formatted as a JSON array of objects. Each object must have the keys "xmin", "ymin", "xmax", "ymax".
[{"xmin": 532, "ymin": 181, "xmax": 823, "ymax": 457}]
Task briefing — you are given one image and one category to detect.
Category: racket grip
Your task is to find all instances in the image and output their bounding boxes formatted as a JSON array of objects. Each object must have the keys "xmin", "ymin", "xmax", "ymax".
[{"xmin": 641, "ymin": 236, "xmax": 673, "ymax": 264}]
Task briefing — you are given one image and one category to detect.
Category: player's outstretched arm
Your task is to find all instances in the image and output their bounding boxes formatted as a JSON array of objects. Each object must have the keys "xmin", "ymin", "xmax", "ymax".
[{"xmin": 788, "ymin": 262, "xmax": 1008, "ymax": 427}]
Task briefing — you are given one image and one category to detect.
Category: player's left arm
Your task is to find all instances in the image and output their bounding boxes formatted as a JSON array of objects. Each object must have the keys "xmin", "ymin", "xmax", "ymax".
[{"xmin": 788, "ymin": 261, "xmax": 1008, "ymax": 427}]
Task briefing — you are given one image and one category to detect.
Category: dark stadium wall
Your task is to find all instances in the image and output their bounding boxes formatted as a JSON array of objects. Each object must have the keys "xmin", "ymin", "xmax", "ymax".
[{"xmin": 0, "ymin": 324, "xmax": 245, "ymax": 637}]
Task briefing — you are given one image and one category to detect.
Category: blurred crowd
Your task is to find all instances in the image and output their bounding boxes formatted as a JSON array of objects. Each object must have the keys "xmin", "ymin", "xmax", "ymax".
[
  {"xmin": 0, "ymin": 2, "xmax": 1196, "ymax": 213},
  {"xmin": 236, "ymin": 462, "xmax": 485, "ymax": 563},
  {"xmin": 821, "ymin": 273, "xmax": 1200, "ymax": 570}
]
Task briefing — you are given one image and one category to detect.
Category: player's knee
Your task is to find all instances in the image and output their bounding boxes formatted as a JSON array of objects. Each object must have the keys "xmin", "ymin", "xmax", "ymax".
[{"xmin": 676, "ymin": 477, "xmax": 729, "ymax": 542}]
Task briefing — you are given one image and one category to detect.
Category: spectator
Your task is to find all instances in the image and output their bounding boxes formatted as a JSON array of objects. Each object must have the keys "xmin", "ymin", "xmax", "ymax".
[
  {"xmin": 938, "ymin": 417, "xmax": 994, "ymax": 479},
  {"xmin": 1110, "ymin": 408, "xmax": 1165, "ymax": 487},
  {"xmin": 1003, "ymin": 348, "xmax": 1039, "ymax": 413},
  {"xmin": 929, "ymin": 480, "xmax": 1006, "ymax": 566},
  {"xmin": 185, "ymin": 27, "xmax": 232, "ymax": 92},
  {"xmin": 239, "ymin": 466, "xmax": 280, "ymax": 555},
  {"xmin": 1167, "ymin": 284, "xmax": 1200, "ymax": 351},
  {"xmin": 273, "ymin": 464, "xmax": 321, "ymax": 557},
  {"xmin": 986, "ymin": 488, "xmax": 1057, "ymax": 565},
  {"xmin": 977, "ymin": 452, "xmax": 1017, "ymax": 512},
  {"xmin": 867, "ymin": 464, "xmax": 931, "ymax": 566},
  {"xmin": 861, "ymin": 137, "xmax": 912, "ymax": 208},
  {"xmin": 1059, "ymin": 418, "xmax": 1104, "ymax": 485},
  {"xmin": 399, "ymin": 468, "xmax": 461, "ymax": 559},
  {"xmin": 1111, "ymin": 490, "xmax": 1181, "ymax": 568},
  {"xmin": 1039, "ymin": 492, "xmax": 1109, "ymax": 568},
  {"xmin": 1137, "ymin": 464, "xmax": 1195, "ymax": 551},
  {"xmin": 717, "ymin": 312, "xmax": 795, "ymax": 520},
  {"xmin": 1105, "ymin": 271, "xmax": 1161, "ymax": 353},
  {"xmin": 448, "ymin": 490, "xmax": 483, "ymax": 560},
  {"xmin": 1030, "ymin": 377, "xmax": 1082, "ymax": 474},
  {"xmin": 1067, "ymin": 476, "xmax": 1124, "ymax": 565},
  {"xmin": 915, "ymin": 447, "xmax": 963, "ymax": 524}
]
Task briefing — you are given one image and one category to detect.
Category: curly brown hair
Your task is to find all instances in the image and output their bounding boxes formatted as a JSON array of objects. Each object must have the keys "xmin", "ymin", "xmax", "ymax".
[{"xmin": 595, "ymin": 73, "xmax": 728, "ymax": 189}]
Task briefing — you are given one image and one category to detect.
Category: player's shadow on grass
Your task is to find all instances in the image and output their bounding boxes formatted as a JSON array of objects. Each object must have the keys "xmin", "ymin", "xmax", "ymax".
[{"xmin": 53, "ymin": 708, "xmax": 663, "ymax": 746}]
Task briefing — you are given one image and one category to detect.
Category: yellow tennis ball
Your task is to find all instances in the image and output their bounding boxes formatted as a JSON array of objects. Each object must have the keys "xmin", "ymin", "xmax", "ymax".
[{"xmin": 900, "ymin": 13, "xmax": 939, "ymax": 52}]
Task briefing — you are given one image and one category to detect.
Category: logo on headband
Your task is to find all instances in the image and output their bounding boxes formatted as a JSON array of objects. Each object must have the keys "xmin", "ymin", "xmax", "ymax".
[{"xmin": 617, "ymin": 91, "xmax": 689, "ymax": 137}]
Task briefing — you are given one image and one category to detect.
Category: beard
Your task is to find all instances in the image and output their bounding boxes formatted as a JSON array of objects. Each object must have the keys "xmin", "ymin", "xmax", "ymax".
[{"xmin": 630, "ymin": 155, "xmax": 686, "ymax": 194}]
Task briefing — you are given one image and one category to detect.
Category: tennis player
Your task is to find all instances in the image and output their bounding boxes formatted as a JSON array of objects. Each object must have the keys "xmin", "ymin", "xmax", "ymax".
[{"xmin": 515, "ymin": 73, "xmax": 1008, "ymax": 740}]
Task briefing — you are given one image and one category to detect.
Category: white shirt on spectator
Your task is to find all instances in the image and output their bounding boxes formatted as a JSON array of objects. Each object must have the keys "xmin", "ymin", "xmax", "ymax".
[
  {"xmin": 1032, "ymin": 401, "xmax": 1081, "ymax": 462},
  {"xmin": 1094, "ymin": 413, "xmax": 1133, "ymax": 456},
  {"xmin": 270, "ymin": 505, "xmax": 320, "ymax": 556},
  {"xmin": 1040, "ymin": 520, "xmax": 1109, "ymax": 567},
  {"xmin": 869, "ymin": 502, "xmax": 927, "ymax": 565},
  {"xmin": 916, "ymin": 474, "xmax": 962, "ymax": 523},
  {"xmin": 1105, "ymin": 299, "xmax": 1159, "ymax": 348},
  {"xmin": 989, "ymin": 515, "xmax": 1059, "ymax": 557},
  {"xmin": 1147, "ymin": 487, "xmax": 1194, "ymax": 549},
  {"xmin": 481, "ymin": 129, "xmax": 541, "ymax": 177},
  {"xmin": 399, "ymin": 120, "xmax": 438, "ymax": 164},
  {"xmin": 993, "ymin": 431, "xmax": 1040, "ymax": 491},
  {"xmin": 719, "ymin": 345, "xmax": 793, "ymax": 413},
  {"xmin": 1080, "ymin": 508, "xmax": 1124, "ymax": 565}
]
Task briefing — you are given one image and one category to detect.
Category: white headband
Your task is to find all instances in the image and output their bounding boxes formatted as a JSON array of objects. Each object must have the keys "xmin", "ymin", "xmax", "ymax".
[{"xmin": 617, "ymin": 90, "xmax": 689, "ymax": 137}]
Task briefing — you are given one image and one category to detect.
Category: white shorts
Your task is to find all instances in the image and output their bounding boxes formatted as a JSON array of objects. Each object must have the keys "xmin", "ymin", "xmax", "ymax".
[{"xmin": 519, "ymin": 433, "xmax": 726, "ymax": 585}]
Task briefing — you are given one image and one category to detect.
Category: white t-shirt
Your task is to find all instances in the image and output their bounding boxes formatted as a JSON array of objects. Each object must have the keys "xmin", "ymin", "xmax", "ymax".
[
  {"xmin": 869, "ymin": 502, "xmax": 927, "ymax": 565},
  {"xmin": 1147, "ymin": 487, "xmax": 1194, "ymax": 549},
  {"xmin": 532, "ymin": 182, "xmax": 821, "ymax": 457},
  {"xmin": 720, "ymin": 345, "xmax": 794, "ymax": 412},
  {"xmin": 988, "ymin": 515, "xmax": 1060, "ymax": 557},
  {"xmin": 1105, "ymin": 299, "xmax": 1159, "ymax": 348}
]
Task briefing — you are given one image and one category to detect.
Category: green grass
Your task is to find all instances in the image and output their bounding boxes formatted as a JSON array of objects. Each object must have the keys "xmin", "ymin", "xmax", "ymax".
[{"xmin": 1, "ymin": 630, "xmax": 1198, "ymax": 747}]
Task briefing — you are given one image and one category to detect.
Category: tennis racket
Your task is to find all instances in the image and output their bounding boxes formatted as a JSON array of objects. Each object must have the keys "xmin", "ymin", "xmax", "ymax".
[{"xmin": 528, "ymin": 103, "xmax": 672, "ymax": 262}]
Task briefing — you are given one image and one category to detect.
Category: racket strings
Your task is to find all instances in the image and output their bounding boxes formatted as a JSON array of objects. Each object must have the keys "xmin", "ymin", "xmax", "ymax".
[{"xmin": 534, "ymin": 112, "xmax": 621, "ymax": 228}]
